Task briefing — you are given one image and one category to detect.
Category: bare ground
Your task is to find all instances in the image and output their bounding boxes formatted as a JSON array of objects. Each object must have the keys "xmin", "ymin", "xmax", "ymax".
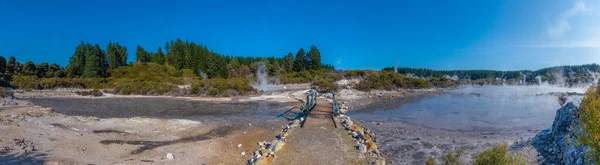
[{"xmin": 0, "ymin": 105, "xmax": 292, "ymax": 165}]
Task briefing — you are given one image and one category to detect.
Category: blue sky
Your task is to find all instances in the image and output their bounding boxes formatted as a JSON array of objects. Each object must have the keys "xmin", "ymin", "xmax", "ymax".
[{"xmin": 0, "ymin": 0, "xmax": 599, "ymax": 70}]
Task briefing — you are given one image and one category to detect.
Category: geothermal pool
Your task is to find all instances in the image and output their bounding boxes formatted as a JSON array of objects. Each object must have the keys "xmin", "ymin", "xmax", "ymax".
[{"xmin": 348, "ymin": 85, "xmax": 586, "ymax": 132}]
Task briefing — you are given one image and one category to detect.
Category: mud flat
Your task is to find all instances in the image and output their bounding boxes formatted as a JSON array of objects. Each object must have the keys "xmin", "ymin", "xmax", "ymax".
[
  {"xmin": 0, "ymin": 92, "xmax": 304, "ymax": 164},
  {"xmin": 341, "ymin": 86, "xmax": 587, "ymax": 164}
]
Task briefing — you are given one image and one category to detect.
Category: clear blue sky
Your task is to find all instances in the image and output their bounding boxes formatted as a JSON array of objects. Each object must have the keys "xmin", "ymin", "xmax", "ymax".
[{"xmin": 1, "ymin": 0, "xmax": 599, "ymax": 70}]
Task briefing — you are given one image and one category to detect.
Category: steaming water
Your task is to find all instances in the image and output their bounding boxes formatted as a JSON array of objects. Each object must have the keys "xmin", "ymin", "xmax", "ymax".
[{"xmin": 348, "ymin": 85, "xmax": 586, "ymax": 132}]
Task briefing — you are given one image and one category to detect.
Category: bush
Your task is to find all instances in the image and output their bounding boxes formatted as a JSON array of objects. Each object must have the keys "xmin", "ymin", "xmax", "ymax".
[
  {"xmin": 443, "ymin": 149, "xmax": 464, "ymax": 165},
  {"xmin": 279, "ymin": 69, "xmax": 342, "ymax": 85},
  {"xmin": 355, "ymin": 71, "xmax": 431, "ymax": 91},
  {"xmin": 0, "ymin": 88, "xmax": 14, "ymax": 98},
  {"xmin": 75, "ymin": 89, "xmax": 103, "ymax": 97},
  {"xmin": 579, "ymin": 82, "xmax": 600, "ymax": 163},
  {"xmin": 472, "ymin": 143, "xmax": 527, "ymax": 165},
  {"xmin": 429, "ymin": 77, "xmax": 458, "ymax": 88},
  {"xmin": 10, "ymin": 76, "xmax": 108, "ymax": 90}
]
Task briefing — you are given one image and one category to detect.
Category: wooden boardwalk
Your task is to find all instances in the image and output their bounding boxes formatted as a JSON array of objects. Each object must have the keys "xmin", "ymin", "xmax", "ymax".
[{"xmin": 310, "ymin": 101, "xmax": 333, "ymax": 115}]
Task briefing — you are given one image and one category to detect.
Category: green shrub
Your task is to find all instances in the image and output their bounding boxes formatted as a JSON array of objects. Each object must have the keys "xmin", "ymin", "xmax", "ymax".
[
  {"xmin": 279, "ymin": 69, "xmax": 342, "ymax": 85},
  {"xmin": 75, "ymin": 89, "xmax": 103, "ymax": 97},
  {"xmin": 472, "ymin": 143, "xmax": 527, "ymax": 165},
  {"xmin": 429, "ymin": 77, "xmax": 458, "ymax": 88},
  {"xmin": 10, "ymin": 76, "xmax": 108, "ymax": 90},
  {"xmin": 443, "ymin": 149, "xmax": 464, "ymax": 165},
  {"xmin": 356, "ymin": 71, "xmax": 431, "ymax": 91},
  {"xmin": 579, "ymin": 82, "xmax": 600, "ymax": 163}
]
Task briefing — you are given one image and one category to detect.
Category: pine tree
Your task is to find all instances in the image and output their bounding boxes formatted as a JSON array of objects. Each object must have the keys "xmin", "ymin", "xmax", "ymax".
[
  {"xmin": 117, "ymin": 43, "xmax": 128, "ymax": 67},
  {"xmin": 0, "ymin": 56, "xmax": 6, "ymax": 74},
  {"xmin": 283, "ymin": 52, "xmax": 294, "ymax": 73},
  {"xmin": 307, "ymin": 46, "xmax": 321, "ymax": 69},
  {"xmin": 107, "ymin": 41, "xmax": 121, "ymax": 70},
  {"xmin": 66, "ymin": 42, "xmax": 87, "ymax": 77},
  {"xmin": 135, "ymin": 45, "xmax": 151, "ymax": 63},
  {"xmin": 293, "ymin": 48, "xmax": 306, "ymax": 72},
  {"xmin": 153, "ymin": 47, "xmax": 165, "ymax": 64},
  {"xmin": 82, "ymin": 44, "xmax": 107, "ymax": 78}
]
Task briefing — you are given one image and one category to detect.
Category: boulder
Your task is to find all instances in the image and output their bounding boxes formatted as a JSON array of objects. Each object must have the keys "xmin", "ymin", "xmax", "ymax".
[{"xmin": 532, "ymin": 102, "xmax": 591, "ymax": 165}]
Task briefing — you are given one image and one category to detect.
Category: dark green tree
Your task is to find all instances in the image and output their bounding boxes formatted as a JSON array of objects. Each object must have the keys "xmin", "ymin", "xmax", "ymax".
[
  {"xmin": 307, "ymin": 46, "xmax": 321, "ymax": 70},
  {"xmin": 135, "ymin": 45, "xmax": 151, "ymax": 63},
  {"xmin": 6, "ymin": 56, "xmax": 19, "ymax": 74},
  {"xmin": 106, "ymin": 41, "xmax": 124, "ymax": 70},
  {"xmin": 66, "ymin": 42, "xmax": 87, "ymax": 77},
  {"xmin": 283, "ymin": 52, "xmax": 294, "ymax": 73},
  {"xmin": 152, "ymin": 47, "xmax": 165, "ymax": 64},
  {"xmin": 22, "ymin": 61, "xmax": 36, "ymax": 76},
  {"xmin": 293, "ymin": 48, "xmax": 306, "ymax": 72},
  {"xmin": 0, "ymin": 56, "xmax": 6, "ymax": 74},
  {"xmin": 48, "ymin": 63, "xmax": 61, "ymax": 78},
  {"xmin": 82, "ymin": 44, "xmax": 107, "ymax": 78},
  {"xmin": 36, "ymin": 62, "xmax": 49, "ymax": 78}
]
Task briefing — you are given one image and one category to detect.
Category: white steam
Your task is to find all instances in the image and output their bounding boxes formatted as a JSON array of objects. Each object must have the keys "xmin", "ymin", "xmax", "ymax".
[{"xmin": 254, "ymin": 62, "xmax": 269, "ymax": 92}]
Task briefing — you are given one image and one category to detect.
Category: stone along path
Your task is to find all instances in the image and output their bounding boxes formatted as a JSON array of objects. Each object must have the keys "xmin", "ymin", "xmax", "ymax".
[
  {"xmin": 273, "ymin": 117, "xmax": 369, "ymax": 165},
  {"xmin": 247, "ymin": 91, "xmax": 384, "ymax": 165}
]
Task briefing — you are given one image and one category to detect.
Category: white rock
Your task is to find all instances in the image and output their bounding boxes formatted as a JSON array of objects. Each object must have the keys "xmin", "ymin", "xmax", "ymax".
[
  {"xmin": 241, "ymin": 151, "xmax": 246, "ymax": 156},
  {"xmin": 248, "ymin": 123, "xmax": 252, "ymax": 126},
  {"xmin": 237, "ymin": 144, "xmax": 242, "ymax": 148},
  {"xmin": 166, "ymin": 153, "xmax": 175, "ymax": 159}
]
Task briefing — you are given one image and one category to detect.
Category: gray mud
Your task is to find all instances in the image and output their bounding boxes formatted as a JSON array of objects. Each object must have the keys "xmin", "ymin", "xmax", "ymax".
[{"xmin": 28, "ymin": 97, "xmax": 297, "ymax": 119}]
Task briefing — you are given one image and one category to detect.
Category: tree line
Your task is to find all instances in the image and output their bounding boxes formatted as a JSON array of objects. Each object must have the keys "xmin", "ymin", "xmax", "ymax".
[
  {"xmin": 0, "ymin": 38, "xmax": 334, "ymax": 86},
  {"xmin": 385, "ymin": 64, "xmax": 600, "ymax": 84}
]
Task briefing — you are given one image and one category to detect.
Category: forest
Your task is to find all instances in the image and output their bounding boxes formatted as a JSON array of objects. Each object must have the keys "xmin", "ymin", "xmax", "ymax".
[
  {"xmin": 385, "ymin": 64, "xmax": 600, "ymax": 86},
  {"xmin": 0, "ymin": 38, "xmax": 337, "ymax": 96}
]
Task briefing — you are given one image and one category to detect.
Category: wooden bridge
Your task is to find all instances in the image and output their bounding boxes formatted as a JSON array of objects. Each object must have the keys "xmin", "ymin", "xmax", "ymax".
[{"xmin": 278, "ymin": 90, "xmax": 343, "ymax": 128}]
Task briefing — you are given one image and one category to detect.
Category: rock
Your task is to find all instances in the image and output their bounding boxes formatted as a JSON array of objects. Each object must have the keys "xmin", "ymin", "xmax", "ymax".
[
  {"xmin": 350, "ymin": 132, "xmax": 359, "ymax": 138},
  {"xmin": 271, "ymin": 140, "xmax": 284, "ymax": 152},
  {"xmin": 376, "ymin": 122, "xmax": 382, "ymax": 125},
  {"xmin": 366, "ymin": 141, "xmax": 377, "ymax": 151},
  {"xmin": 166, "ymin": 153, "xmax": 175, "ymax": 159},
  {"xmin": 532, "ymin": 102, "xmax": 591, "ymax": 165},
  {"xmin": 360, "ymin": 134, "xmax": 372, "ymax": 141},
  {"xmin": 248, "ymin": 123, "xmax": 252, "ymax": 126},
  {"xmin": 350, "ymin": 125, "xmax": 363, "ymax": 132},
  {"xmin": 237, "ymin": 144, "xmax": 242, "ymax": 148},
  {"xmin": 357, "ymin": 144, "xmax": 367, "ymax": 153},
  {"xmin": 241, "ymin": 151, "xmax": 246, "ymax": 156}
]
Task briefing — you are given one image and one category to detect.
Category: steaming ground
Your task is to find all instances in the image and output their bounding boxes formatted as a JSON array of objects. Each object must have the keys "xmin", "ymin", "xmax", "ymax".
[
  {"xmin": 0, "ymin": 84, "xmax": 587, "ymax": 164},
  {"xmin": 346, "ymin": 85, "xmax": 586, "ymax": 164}
]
